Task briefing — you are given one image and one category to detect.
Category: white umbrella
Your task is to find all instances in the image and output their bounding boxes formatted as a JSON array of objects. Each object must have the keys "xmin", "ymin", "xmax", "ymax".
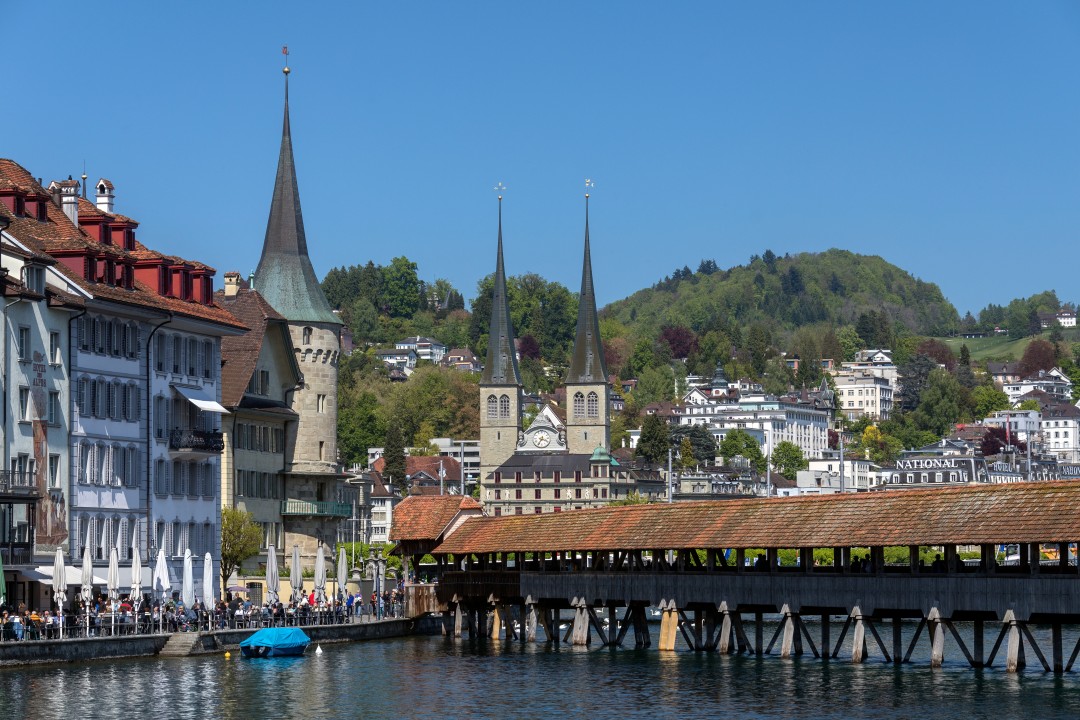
[
  {"xmin": 52, "ymin": 547, "xmax": 67, "ymax": 640},
  {"xmin": 202, "ymin": 552, "xmax": 214, "ymax": 631},
  {"xmin": 337, "ymin": 545, "xmax": 348, "ymax": 605},
  {"xmin": 314, "ymin": 545, "xmax": 327, "ymax": 605},
  {"xmin": 290, "ymin": 545, "xmax": 303, "ymax": 604},
  {"xmin": 130, "ymin": 544, "xmax": 143, "ymax": 610},
  {"xmin": 107, "ymin": 547, "xmax": 120, "ymax": 636},
  {"xmin": 182, "ymin": 548, "xmax": 194, "ymax": 609},
  {"xmin": 265, "ymin": 545, "xmax": 279, "ymax": 606},
  {"xmin": 153, "ymin": 549, "xmax": 170, "ymax": 633},
  {"xmin": 81, "ymin": 545, "xmax": 94, "ymax": 637}
]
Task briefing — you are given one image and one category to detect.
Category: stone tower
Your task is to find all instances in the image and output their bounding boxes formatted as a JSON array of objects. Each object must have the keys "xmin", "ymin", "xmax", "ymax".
[
  {"xmin": 564, "ymin": 194, "xmax": 610, "ymax": 455},
  {"xmin": 254, "ymin": 67, "xmax": 344, "ymax": 558},
  {"xmin": 479, "ymin": 196, "xmax": 522, "ymax": 494}
]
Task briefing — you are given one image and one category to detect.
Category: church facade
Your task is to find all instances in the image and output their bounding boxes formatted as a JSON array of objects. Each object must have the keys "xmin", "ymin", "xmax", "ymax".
[{"xmin": 478, "ymin": 196, "xmax": 659, "ymax": 515}]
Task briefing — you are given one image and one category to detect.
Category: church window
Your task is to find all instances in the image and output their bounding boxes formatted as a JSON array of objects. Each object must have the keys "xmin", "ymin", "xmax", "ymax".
[
  {"xmin": 572, "ymin": 392, "xmax": 585, "ymax": 418},
  {"xmin": 303, "ymin": 327, "xmax": 313, "ymax": 345},
  {"xmin": 486, "ymin": 394, "xmax": 498, "ymax": 419},
  {"xmin": 499, "ymin": 394, "xmax": 510, "ymax": 418},
  {"xmin": 586, "ymin": 391, "xmax": 599, "ymax": 418}
]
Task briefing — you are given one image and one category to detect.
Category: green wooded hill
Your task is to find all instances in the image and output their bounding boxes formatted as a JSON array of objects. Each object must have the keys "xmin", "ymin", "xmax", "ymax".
[{"xmin": 603, "ymin": 249, "xmax": 959, "ymax": 340}]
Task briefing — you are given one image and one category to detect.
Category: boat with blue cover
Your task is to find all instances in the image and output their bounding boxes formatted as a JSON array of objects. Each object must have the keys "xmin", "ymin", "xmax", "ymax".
[{"xmin": 239, "ymin": 628, "xmax": 311, "ymax": 658}]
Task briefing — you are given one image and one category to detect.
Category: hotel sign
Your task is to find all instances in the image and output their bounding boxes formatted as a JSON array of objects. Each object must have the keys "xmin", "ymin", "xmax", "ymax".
[{"xmin": 896, "ymin": 458, "xmax": 963, "ymax": 470}]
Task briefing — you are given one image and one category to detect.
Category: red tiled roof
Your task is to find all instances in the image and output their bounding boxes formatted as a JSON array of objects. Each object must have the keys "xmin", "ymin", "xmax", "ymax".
[
  {"xmin": 372, "ymin": 455, "xmax": 462, "ymax": 482},
  {"xmin": 432, "ymin": 481, "xmax": 1080, "ymax": 554},
  {"xmin": 216, "ymin": 288, "xmax": 294, "ymax": 407},
  {"xmin": 389, "ymin": 494, "xmax": 483, "ymax": 542},
  {"xmin": 0, "ymin": 159, "xmax": 245, "ymax": 330}
]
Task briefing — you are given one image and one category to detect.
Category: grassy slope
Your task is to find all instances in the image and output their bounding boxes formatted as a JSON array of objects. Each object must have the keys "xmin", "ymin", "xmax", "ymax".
[{"xmin": 938, "ymin": 328, "xmax": 1079, "ymax": 362}]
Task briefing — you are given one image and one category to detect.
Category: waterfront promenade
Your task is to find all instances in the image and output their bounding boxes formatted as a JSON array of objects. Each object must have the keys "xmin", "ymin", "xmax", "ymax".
[{"xmin": 0, "ymin": 614, "xmax": 431, "ymax": 666}]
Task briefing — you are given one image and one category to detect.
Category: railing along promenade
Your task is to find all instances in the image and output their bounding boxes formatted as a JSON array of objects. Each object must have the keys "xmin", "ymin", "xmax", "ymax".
[{"xmin": 414, "ymin": 481, "xmax": 1080, "ymax": 674}]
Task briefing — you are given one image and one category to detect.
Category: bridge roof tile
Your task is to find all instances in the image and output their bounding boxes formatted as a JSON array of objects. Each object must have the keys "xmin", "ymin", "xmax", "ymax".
[
  {"xmin": 390, "ymin": 494, "xmax": 483, "ymax": 543},
  {"xmin": 432, "ymin": 481, "xmax": 1080, "ymax": 553}
]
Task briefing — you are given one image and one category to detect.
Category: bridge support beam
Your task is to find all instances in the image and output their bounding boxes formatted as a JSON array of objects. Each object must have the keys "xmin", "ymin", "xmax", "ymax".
[
  {"xmin": 718, "ymin": 602, "xmax": 732, "ymax": 654},
  {"xmin": 928, "ymin": 607, "xmax": 944, "ymax": 668},
  {"xmin": 851, "ymin": 606, "xmax": 866, "ymax": 664}
]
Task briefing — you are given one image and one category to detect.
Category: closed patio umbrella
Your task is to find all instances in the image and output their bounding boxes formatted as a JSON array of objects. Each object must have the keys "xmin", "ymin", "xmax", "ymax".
[
  {"xmin": 52, "ymin": 547, "xmax": 67, "ymax": 640},
  {"xmin": 202, "ymin": 552, "xmax": 214, "ymax": 630},
  {"xmin": 265, "ymin": 545, "xmax": 279, "ymax": 606},
  {"xmin": 182, "ymin": 548, "xmax": 194, "ymax": 609},
  {"xmin": 153, "ymin": 549, "xmax": 170, "ymax": 633},
  {"xmin": 130, "ymin": 544, "xmax": 142, "ymax": 611},
  {"xmin": 337, "ymin": 545, "xmax": 347, "ymax": 604},
  {"xmin": 290, "ymin": 545, "xmax": 303, "ymax": 604},
  {"xmin": 81, "ymin": 545, "xmax": 94, "ymax": 637},
  {"xmin": 107, "ymin": 547, "xmax": 120, "ymax": 636},
  {"xmin": 313, "ymin": 545, "xmax": 327, "ymax": 605}
]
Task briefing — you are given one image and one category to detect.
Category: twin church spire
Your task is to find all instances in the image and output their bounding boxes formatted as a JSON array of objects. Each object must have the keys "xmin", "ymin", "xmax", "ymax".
[{"xmin": 482, "ymin": 189, "xmax": 607, "ymax": 387}]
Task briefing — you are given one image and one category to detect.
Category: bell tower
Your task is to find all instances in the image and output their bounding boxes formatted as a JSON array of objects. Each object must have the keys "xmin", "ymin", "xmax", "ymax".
[
  {"xmin": 564, "ymin": 191, "xmax": 609, "ymax": 455},
  {"xmin": 478, "ymin": 193, "xmax": 522, "ymax": 498}
]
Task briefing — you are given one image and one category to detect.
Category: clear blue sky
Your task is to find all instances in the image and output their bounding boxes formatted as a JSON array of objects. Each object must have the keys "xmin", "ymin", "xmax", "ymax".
[{"xmin": 5, "ymin": 2, "xmax": 1079, "ymax": 317}]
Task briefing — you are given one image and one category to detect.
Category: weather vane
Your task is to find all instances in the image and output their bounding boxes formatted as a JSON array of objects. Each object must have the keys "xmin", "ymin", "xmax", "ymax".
[
  {"xmin": 282, "ymin": 45, "xmax": 290, "ymax": 75},
  {"xmin": 494, "ymin": 181, "xmax": 507, "ymax": 199},
  {"xmin": 585, "ymin": 177, "xmax": 595, "ymax": 198}
]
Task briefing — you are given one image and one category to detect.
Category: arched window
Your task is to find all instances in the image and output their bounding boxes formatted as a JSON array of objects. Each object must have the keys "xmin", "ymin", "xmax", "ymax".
[
  {"xmin": 586, "ymin": 391, "xmax": 599, "ymax": 418},
  {"xmin": 486, "ymin": 394, "xmax": 498, "ymax": 419},
  {"xmin": 573, "ymin": 392, "xmax": 585, "ymax": 418},
  {"xmin": 303, "ymin": 327, "xmax": 313, "ymax": 345},
  {"xmin": 499, "ymin": 395, "xmax": 510, "ymax": 418}
]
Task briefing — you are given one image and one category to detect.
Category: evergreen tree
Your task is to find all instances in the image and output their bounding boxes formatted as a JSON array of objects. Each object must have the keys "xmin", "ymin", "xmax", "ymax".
[
  {"xmin": 383, "ymin": 423, "xmax": 408, "ymax": 494},
  {"xmin": 636, "ymin": 415, "xmax": 670, "ymax": 466}
]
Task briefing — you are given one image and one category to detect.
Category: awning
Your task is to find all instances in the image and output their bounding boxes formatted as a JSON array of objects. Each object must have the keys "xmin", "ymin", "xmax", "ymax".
[{"xmin": 173, "ymin": 385, "xmax": 229, "ymax": 414}]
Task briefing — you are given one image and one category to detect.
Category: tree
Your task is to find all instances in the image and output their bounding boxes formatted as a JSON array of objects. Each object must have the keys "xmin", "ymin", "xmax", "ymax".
[
  {"xmin": 856, "ymin": 425, "xmax": 904, "ymax": 464},
  {"xmin": 220, "ymin": 507, "xmax": 263, "ymax": 591},
  {"xmin": 1018, "ymin": 339, "xmax": 1057, "ymax": 377},
  {"xmin": 659, "ymin": 325, "xmax": 698, "ymax": 359},
  {"xmin": 670, "ymin": 424, "xmax": 718, "ymax": 465},
  {"xmin": 719, "ymin": 429, "xmax": 766, "ymax": 473},
  {"xmin": 383, "ymin": 422, "xmax": 408, "ymax": 493},
  {"xmin": 771, "ymin": 441, "xmax": 807, "ymax": 481},
  {"xmin": 916, "ymin": 339, "xmax": 956, "ymax": 372},
  {"xmin": 912, "ymin": 369, "xmax": 972, "ymax": 437},
  {"xmin": 897, "ymin": 354, "xmax": 939, "ymax": 413},
  {"xmin": 677, "ymin": 436, "xmax": 697, "ymax": 470},
  {"xmin": 381, "ymin": 256, "xmax": 421, "ymax": 318},
  {"xmin": 1017, "ymin": 398, "xmax": 1041, "ymax": 412},
  {"xmin": 609, "ymin": 490, "xmax": 649, "ymax": 506},
  {"xmin": 836, "ymin": 325, "xmax": 863, "ymax": 362},
  {"xmin": 981, "ymin": 426, "xmax": 1026, "ymax": 457},
  {"xmin": 971, "ymin": 385, "xmax": 1010, "ymax": 419},
  {"xmin": 636, "ymin": 415, "xmax": 670, "ymax": 466}
]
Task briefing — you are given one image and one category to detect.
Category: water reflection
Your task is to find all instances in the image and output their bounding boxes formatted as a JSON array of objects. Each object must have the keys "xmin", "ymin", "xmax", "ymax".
[{"xmin": 0, "ymin": 633, "xmax": 1079, "ymax": 719}]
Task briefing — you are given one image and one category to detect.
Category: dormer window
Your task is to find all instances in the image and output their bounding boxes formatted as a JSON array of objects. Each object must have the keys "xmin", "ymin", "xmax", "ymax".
[
  {"xmin": 22, "ymin": 265, "xmax": 45, "ymax": 294},
  {"xmin": 35, "ymin": 201, "xmax": 47, "ymax": 222},
  {"xmin": 124, "ymin": 228, "xmax": 135, "ymax": 251}
]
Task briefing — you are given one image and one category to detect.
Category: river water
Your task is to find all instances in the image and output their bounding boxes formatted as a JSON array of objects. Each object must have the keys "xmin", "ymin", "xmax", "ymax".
[{"xmin": 1, "ymin": 630, "xmax": 1079, "ymax": 719}]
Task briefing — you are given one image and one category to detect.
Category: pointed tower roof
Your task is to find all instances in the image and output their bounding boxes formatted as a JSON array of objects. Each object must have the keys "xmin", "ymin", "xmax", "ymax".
[
  {"xmin": 565, "ymin": 193, "xmax": 608, "ymax": 384},
  {"xmin": 481, "ymin": 195, "xmax": 521, "ymax": 386},
  {"xmin": 254, "ymin": 67, "xmax": 341, "ymax": 326}
]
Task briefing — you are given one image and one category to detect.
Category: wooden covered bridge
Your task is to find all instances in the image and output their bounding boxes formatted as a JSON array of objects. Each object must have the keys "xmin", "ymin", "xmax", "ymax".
[{"xmin": 390, "ymin": 482, "xmax": 1080, "ymax": 673}]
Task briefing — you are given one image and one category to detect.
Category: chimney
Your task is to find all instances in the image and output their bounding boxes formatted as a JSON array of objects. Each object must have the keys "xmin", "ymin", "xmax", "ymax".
[
  {"xmin": 95, "ymin": 178, "xmax": 115, "ymax": 213},
  {"xmin": 49, "ymin": 177, "xmax": 80, "ymax": 225},
  {"xmin": 224, "ymin": 271, "xmax": 242, "ymax": 298}
]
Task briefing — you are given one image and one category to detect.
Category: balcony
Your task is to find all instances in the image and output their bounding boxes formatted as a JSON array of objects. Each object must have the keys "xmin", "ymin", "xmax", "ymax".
[
  {"xmin": 169, "ymin": 428, "xmax": 225, "ymax": 454},
  {"xmin": 280, "ymin": 500, "xmax": 352, "ymax": 517},
  {"xmin": 0, "ymin": 471, "xmax": 40, "ymax": 499}
]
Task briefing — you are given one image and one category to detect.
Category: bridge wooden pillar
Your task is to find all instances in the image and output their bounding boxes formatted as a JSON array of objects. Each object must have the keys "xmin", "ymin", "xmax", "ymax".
[
  {"xmin": 928, "ymin": 607, "xmax": 944, "ymax": 667},
  {"xmin": 658, "ymin": 599, "xmax": 679, "ymax": 651},
  {"xmin": 718, "ymin": 602, "xmax": 733, "ymax": 654},
  {"xmin": 779, "ymin": 604, "xmax": 796, "ymax": 658},
  {"xmin": 821, "ymin": 615, "xmax": 831, "ymax": 659},
  {"xmin": 754, "ymin": 612, "xmax": 764, "ymax": 655},
  {"xmin": 850, "ymin": 606, "xmax": 866, "ymax": 663},
  {"xmin": 525, "ymin": 598, "xmax": 537, "ymax": 642}
]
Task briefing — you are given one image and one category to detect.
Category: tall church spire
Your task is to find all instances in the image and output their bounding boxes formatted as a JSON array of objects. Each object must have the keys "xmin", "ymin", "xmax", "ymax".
[
  {"xmin": 254, "ymin": 63, "xmax": 341, "ymax": 325},
  {"xmin": 565, "ymin": 191, "xmax": 607, "ymax": 384},
  {"xmin": 481, "ymin": 194, "xmax": 521, "ymax": 385}
]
